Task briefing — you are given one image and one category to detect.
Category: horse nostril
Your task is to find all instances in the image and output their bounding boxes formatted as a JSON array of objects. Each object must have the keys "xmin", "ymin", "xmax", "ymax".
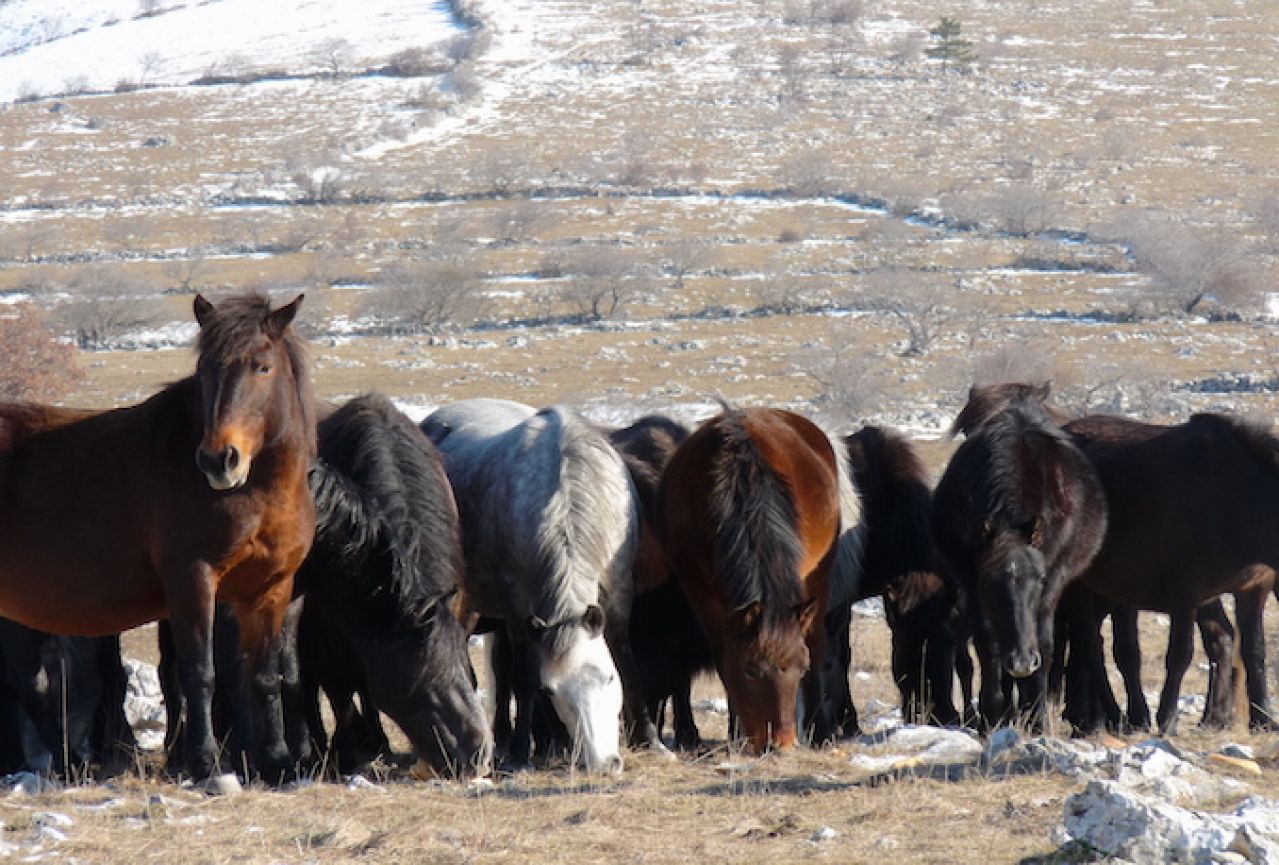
[
  {"xmin": 1027, "ymin": 651, "xmax": 1042, "ymax": 673},
  {"xmin": 223, "ymin": 445, "xmax": 241, "ymax": 473}
]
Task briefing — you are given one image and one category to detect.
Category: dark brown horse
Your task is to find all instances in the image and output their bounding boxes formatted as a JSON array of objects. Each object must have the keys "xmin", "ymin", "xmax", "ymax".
[
  {"xmin": 657, "ymin": 406, "xmax": 854, "ymax": 751},
  {"xmin": 844, "ymin": 426, "xmax": 968, "ymax": 728},
  {"xmin": 0, "ymin": 292, "xmax": 316, "ymax": 779},
  {"xmin": 932, "ymin": 383, "xmax": 1108, "ymax": 729},
  {"xmin": 1064, "ymin": 412, "xmax": 1279, "ymax": 732}
]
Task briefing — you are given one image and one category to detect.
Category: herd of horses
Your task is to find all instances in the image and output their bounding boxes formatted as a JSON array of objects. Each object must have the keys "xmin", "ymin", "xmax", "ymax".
[{"xmin": 0, "ymin": 292, "xmax": 1275, "ymax": 785}]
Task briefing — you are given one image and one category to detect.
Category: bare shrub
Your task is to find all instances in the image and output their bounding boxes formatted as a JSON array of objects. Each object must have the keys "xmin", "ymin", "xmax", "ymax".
[
  {"xmin": 750, "ymin": 276, "xmax": 814, "ymax": 314},
  {"xmin": 662, "ymin": 242, "xmax": 718, "ymax": 289},
  {"xmin": 985, "ymin": 183, "xmax": 1056, "ymax": 235},
  {"xmin": 782, "ymin": 149, "xmax": 834, "ymax": 197},
  {"xmin": 556, "ymin": 250, "xmax": 651, "ymax": 321},
  {"xmin": 57, "ymin": 272, "xmax": 157, "ymax": 349},
  {"xmin": 365, "ymin": 259, "xmax": 487, "ymax": 333},
  {"xmin": 164, "ymin": 246, "xmax": 211, "ymax": 293},
  {"xmin": 475, "ymin": 145, "xmax": 535, "ymax": 195},
  {"xmin": 445, "ymin": 61, "xmax": 482, "ymax": 100},
  {"xmin": 313, "ymin": 38, "xmax": 354, "ymax": 78},
  {"xmin": 1109, "ymin": 214, "xmax": 1263, "ymax": 316},
  {"xmin": 291, "ymin": 159, "xmax": 348, "ymax": 204},
  {"xmin": 860, "ymin": 268, "xmax": 955, "ymax": 356},
  {"xmin": 783, "ymin": 0, "xmax": 864, "ymax": 26},
  {"xmin": 383, "ymin": 47, "xmax": 450, "ymax": 77},
  {"xmin": 488, "ymin": 199, "xmax": 546, "ymax": 245},
  {"xmin": 137, "ymin": 50, "xmax": 165, "ymax": 86},
  {"xmin": 0, "ymin": 302, "xmax": 83, "ymax": 400},
  {"xmin": 970, "ymin": 344, "xmax": 1057, "ymax": 388}
]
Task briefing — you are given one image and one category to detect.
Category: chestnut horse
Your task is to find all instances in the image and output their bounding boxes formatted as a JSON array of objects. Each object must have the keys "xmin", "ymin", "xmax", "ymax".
[
  {"xmin": 657, "ymin": 406, "xmax": 857, "ymax": 751},
  {"xmin": 0, "ymin": 292, "xmax": 316, "ymax": 779}
]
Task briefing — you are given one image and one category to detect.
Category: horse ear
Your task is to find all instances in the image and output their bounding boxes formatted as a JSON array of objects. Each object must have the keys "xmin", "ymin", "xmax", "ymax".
[
  {"xmin": 582, "ymin": 604, "xmax": 606, "ymax": 637},
  {"xmin": 265, "ymin": 294, "xmax": 304, "ymax": 338},
  {"xmin": 1031, "ymin": 381, "xmax": 1052, "ymax": 403},
  {"xmin": 793, "ymin": 597, "xmax": 819, "ymax": 632},
  {"xmin": 194, "ymin": 294, "xmax": 214, "ymax": 328},
  {"xmin": 731, "ymin": 601, "xmax": 763, "ymax": 637}
]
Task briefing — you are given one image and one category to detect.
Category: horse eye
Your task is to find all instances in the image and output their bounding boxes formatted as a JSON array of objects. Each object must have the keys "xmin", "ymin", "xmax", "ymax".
[
  {"xmin": 743, "ymin": 663, "xmax": 764, "ymax": 681},
  {"xmin": 255, "ymin": 362, "xmax": 273, "ymax": 375}
]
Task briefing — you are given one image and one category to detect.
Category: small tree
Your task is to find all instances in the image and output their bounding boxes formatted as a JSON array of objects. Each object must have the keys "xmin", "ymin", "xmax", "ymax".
[
  {"xmin": 557, "ymin": 250, "xmax": 650, "ymax": 322},
  {"xmin": 925, "ymin": 17, "xmax": 976, "ymax": 74},
  {"xmin": 57, "ymin": 271, "xmax": 156, "ymax": 350},
  {"xmin": 0, "ymin": 303, "xmax": 82, "ymax": 400},
  {"xmin": 164, "ymin": 245, "xmax": 211, "ymax": 293},
  {"xmin": 861, "ymin": 268, "xmax": 955, "ymax": 356}
]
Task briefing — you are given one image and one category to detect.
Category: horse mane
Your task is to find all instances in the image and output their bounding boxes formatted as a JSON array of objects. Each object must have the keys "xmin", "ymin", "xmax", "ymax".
[
  {"xmin": 530, "ymin": 407, "xmax": 637, "ymax": 655},
  {"xmin": 974, "ymin": 401, "xmax": 1077, "ymax": 533},
  {"xmin": 311, "ymin": 394, "xmax": 462, "ymax": 618},
  {"xmin": 707, "ymin": 408, "xmax": 806, "ymax": 638},
  {"xmin": 951, "ymin": 381, "xmax": 1061, "ymax": 438},
  {"xmin": 846, "ymin": 426, "xmax": 935, "ymax": 592},
  {"xmin": 1190, "ymin": 412, "xmax": 1279, "ymax": 472},
  {"xmin": 824, "ymin": 424, "xmax": 865, "ymax": 607},
  {"xmin": 608, "ymin": 414, "xmax": 690, "ymax": 523},
  {"xmin": 195, "ymin": 292, "xmax": 316, "ymax": 454}
]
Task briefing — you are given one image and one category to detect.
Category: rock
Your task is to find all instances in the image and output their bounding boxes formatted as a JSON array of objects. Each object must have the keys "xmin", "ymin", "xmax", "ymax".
[
  {"xmin": 864, "ymin": 725, "xmax": 984, "ymax": 764},
  {"xmin": 1221, "ymin": 744, "xmax": 1256, "ymax": 761},
  {"xmin": 983, "ymin": 727, "xmax": 1022, "ymax": 764},
  {"xmin": 123, "ymin": 658, "xmax": 167, "ymax": 751},
  {"xmin": 202, "ymin": 774, "xmax": 243, "ymax": 797},
  {"xmin": 345, "ymin": 774, "xmax": 386, "ymax": 793},
  {"xmin": 2, "ymin": 772, "xmax": 56, "ymax": 796},
  {"xmin": 810, "ymin": 826, "xmax": 838, "ymax": 843},
  {"xmin": 1064, "ymin": 779, "xmax": 1234, "ymax": 862},
  {"xmin": 1225, "ymin": 798, "xmax": 1279, "ymax": 865}
]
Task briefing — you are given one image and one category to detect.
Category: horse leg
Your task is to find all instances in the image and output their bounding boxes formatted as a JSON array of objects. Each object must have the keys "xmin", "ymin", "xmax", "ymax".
[
  {"xmin": 1155, "ymin": 610, "xmax": 1195, "ymax": 735},
  {"xmin": 1110, "ymin": 606, "xmax": 1149, "ymax": 731},
  {"xmin": 502, "ymin": 625, "xmax": 538, "ymax": 773},
  {"xmin": 156, "ymin": 620, "xmax": 187, "ymax": 774},
  {"xmin": 889, "ymin": 601, "xmax": 927, "ymax": 723},
  {"xmin": 231, "ymin": 579, "xmax": 296, "ymax": 783},
  {"xmin": 278, "ymin": 598, "xmax": 311, "ymax": 768},
  {"xmin": 490, "ymin": 630, "xmax": 514, "ymax": 755},
  {"xmin": 164, "ymin": 567, "xmax": 219, "ymax": 779},
  {"xmin": 604, "ymin": 617, "xmax": 670, "ymax": 756},
  {"xmin": 0, "ymin": 621, "xmax": 62, "ymax": 774},
  {"xmin": 974, "ymin": 632, "xmax": 1008, "ymax": 730},
  {"xmin": 1195, "ymin": 599, "xmax": 1235, "ymax": 729},
  {"xmin": 1234, "ymin": 585, "xmax": 1277, "ymax": 730},
  {"xmin": 671, "ymin": 671, "xmax": 702, "ymax": 751}
]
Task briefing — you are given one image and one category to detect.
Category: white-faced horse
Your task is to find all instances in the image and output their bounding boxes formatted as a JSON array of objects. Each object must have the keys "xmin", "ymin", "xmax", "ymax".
[{"xmin": 423, "ymin": 399, "xmax": 642, "ymax": 773}]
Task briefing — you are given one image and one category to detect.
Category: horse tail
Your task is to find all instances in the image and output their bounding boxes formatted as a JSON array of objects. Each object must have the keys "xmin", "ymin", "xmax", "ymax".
[
  {"xmin": 532, "ymin": 407, "xmax": 639, "ymax": 631},
  {"xmin": 708, "ymin": 409, "xmax": 805, "ymax": 614}
]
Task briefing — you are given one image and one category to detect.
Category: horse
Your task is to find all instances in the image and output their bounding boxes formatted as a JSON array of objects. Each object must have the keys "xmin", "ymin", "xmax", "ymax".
[
  {"xmin": 844, "ymin": 425, "xmax": 968, "ymax": 728},
  {"xmin": 0, "ymin": 620, "xmax": 135, "ymax": 777},
  {"xmin": 1063, "ymin": 411, "xmax": 1279, "ymax": 732},
  {"xmin": 931, "ymin": 383, "xmax": 1108, "ymax": 729},
  {"xmin": 656, "ymin": 405, "xmax": 861, "ymax": 752},
  {"xmin": 607, "ymin": 415, "xmax": 714, "ymax": 750},
  {"xmin": 0, "ymin": 292, "xmax": 316, "ymax": 780},
  {"xmin": 422, "ymin": 398, "xmax": 637, "ymax": 774},
  {"xmin": 298, "ymin": 393, "xmax": 491, "ymax": 777}
]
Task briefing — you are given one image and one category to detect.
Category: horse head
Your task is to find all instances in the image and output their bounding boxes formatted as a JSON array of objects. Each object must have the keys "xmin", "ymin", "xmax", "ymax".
[
  {"xmin": 721, "ymin": 597, "xmax": 818, "ymax": 751},
  {"xmin": 192, "ymin": 293, "xmax": 313, "ymax": 491},
  {"xmin": 530, "ymin": 604, "xmax": 624, "ymax": 774},
  {"xmin": 366, "ymin": 589, "xmax": 493, "ymax": 778}
]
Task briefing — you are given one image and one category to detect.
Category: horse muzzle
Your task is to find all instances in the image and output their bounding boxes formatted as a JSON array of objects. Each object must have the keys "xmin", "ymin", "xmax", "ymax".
[
  {"xmin": 1004, "ymin": 648, "xmax": 1042, "ymax": 679},
  {"xmin": 195, "ymin": 444, "xmax": 251, "ymax": 490}
]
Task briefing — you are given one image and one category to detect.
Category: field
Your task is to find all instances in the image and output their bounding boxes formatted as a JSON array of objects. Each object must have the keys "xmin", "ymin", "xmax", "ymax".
[{"xmin": 2, "ymin": 0, "xmax": 1279, "ymax": 861}]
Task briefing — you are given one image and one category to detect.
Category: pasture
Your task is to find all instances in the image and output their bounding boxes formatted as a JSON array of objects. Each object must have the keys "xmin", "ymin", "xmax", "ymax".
[{"xmin": 2, "ymin": 0, "xmax": 1279, "ymax": 861}]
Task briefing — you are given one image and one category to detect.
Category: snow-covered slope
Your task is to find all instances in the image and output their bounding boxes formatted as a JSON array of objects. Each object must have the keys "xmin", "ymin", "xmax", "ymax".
[{"xmin": 0, "ymin": 0, "xmax": 461, "ymax": 103}]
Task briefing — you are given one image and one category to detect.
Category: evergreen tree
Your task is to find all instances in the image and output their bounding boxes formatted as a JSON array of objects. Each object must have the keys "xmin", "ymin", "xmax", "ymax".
[{"xmin": 926, "ymin": 17, "xmax": 976, "ymax": 74}]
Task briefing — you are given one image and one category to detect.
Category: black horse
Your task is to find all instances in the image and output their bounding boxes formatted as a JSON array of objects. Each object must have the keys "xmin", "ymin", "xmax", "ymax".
[
  {"xmin": 932, "ymin": 383, "xmax": 1108, "ymax": 729},
  {"xmin": 844, "ymin": 426, "xmax": 969, "ymax": 728},
  {"xmin": 0, "ymin": 621, "xmax": 135, "ymax": 777},
  {"xmin": 162, "ymin": 394, "xmax": 493, "ymax": 778}
]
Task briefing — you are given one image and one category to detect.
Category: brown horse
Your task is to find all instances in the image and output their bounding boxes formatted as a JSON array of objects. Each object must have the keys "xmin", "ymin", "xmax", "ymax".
[
  {"xmin": 657, "ymin": 406, "xmax": 850, "ymax": 751},
  {"xmin": 0, "ymin": 292, "xmax": 316, "ymax": 779},
  {"xmin": 1064, "ymin": 411, "xmax": 1279, "ymax": 732}
]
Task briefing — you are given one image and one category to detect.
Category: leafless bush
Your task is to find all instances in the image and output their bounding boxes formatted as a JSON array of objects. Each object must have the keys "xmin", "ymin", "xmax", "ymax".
[
  {"xmin": 1109, "ymin": 214, "xmax": 1263, "ymax": 316},
  {"xmin": 57, "ymin": 272, "xmax": 157, "ymax": 349},
  {"xmin": 783, "ymin": 0, "xmax": 864, "ymax": 26},
  {"xmin": 313, "ymin": 38, "xmax": 354, "ymax": 78},
  {"xmin": 274, "ymin": 214, "xmax": 325, "ymax": 253},
  {"xmin": 861, "ymin": 268, "xmax": 955, "ymax": 356},
  {"xmin": 475, "ymin": 144, "xmax": 536, "ymax": 195},
  {"xmin": 556, "ymin": 250, "xmax": 651, "ymax": 321},
  {"xmin": 488, "ymin": 199, "xmax": 547, "ymax": 245},
  {"xmin": 383, "ymin": 47, "xmax": 450, "ymax": 77},
  {"xmin": 364, "ymin": 259, "xmax": 488, "ymax": 333},
  {"xmin": 888, "ymin": 33, "xmax": 927, "ymax": 66},
  {"xmin": 164, "ymin": 246, "xmax": 211, "ymax": 293},
  {"xmin": 445, "ymin": 61, "xmax": 482, "ymax": 101},
  {"xmin": 985, "ymin": 184, "xmax": 1057, "ymax": 235},
  {"xmin": 782, "ymin": 149, "xmax": 834, "ymax": 197},
  {"xmin": 970, "ymin": 344, "xmax": 1058, "ymax": 388},
  {"xmin": 662, "ymin": 242, "xmax": 718, "ymax": 289},
  {"xmin": 137, "ymin": 50, "xmax": 165, "ymax": 86},
  {"xmin": 0, "ymin": 302, "xmax": 83, "ymax": 401},
  {"xmin": 291, "ymin": 159, "xmax": 349, "ymax": 204},
  {"xmin": 750, "ymin": 277, "xmax": 814, "ymax": 314},
  {"xmin": 1244, "ymin": 191, "xmax": 1279, "ymax": 253}
]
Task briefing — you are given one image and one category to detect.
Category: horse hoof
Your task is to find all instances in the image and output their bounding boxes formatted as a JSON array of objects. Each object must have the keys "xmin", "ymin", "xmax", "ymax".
[{"xmin": 498, "ymin": 758, "xmax": 533, "ymax": 777}]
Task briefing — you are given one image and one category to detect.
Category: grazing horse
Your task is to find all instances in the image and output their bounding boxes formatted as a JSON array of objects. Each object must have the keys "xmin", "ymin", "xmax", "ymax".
[
  {"xmin": 298, "ymin": 393, "xmax": 492, "ymax": 777},
  {"xmin": 1064, "ymin": 411, "xmax": 1279, "ymax": 732},
  {"xmin": 608, "ymin": 415, "xmax": 713, "ymax": 750},
  {"xmin": 0, "ymin": 292, "xmax": 315, "ymax": 779},
  {"xmin": 844, "ymin": 426, "xmax": 967, "ymax": 728},
  {"xmin": 932, "ymin": 383, "xmax": 1108, "ymax": 729},
  {"xmin": 657, "ymin": 406, "xmax": 859, "ymax": 752},
  {"xmin": 423, "ymin": 399, "xmax": 636, "ymax": 774}
]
